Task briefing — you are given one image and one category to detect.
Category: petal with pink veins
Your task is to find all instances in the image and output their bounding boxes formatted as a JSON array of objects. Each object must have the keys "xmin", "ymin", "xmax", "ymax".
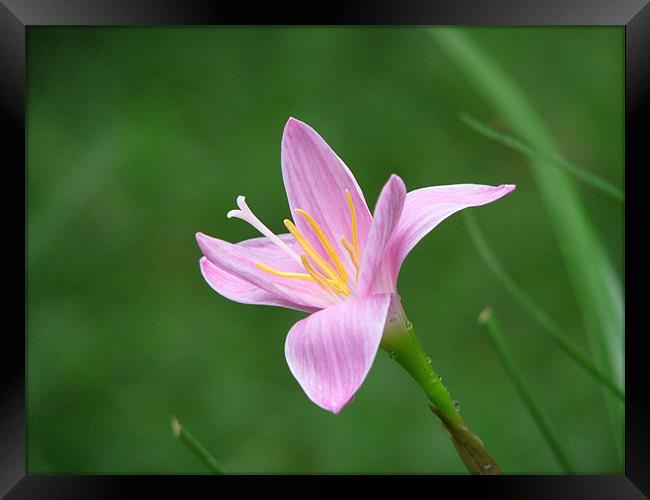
[
  {"xmin": 200, "ymin": 258, "xmax": 318, "ymax": 313},
  {"xmin": 378, "ymin": 183, "xmax": 516, "ymax": 291},
  {"xmin": 357, "ymin": 174, "xmax": 406, "ymax": 295},
  {"xmin": 285, "ymin": 293, "xmax": 392, "ymax": 413},
  {"xmin": 281, "ymin": 118, "xmax": 372, "ymax": 269},
  {"xmin": 196, "ymin": 232, "xmax": 334, "ymax": 312}
]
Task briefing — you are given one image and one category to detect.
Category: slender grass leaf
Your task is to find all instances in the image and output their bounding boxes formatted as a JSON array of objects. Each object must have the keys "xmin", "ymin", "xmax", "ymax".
[
  {"xmin": 432, "ymin": 28, "xmax": 624, "ymax": 459},
  {"xmin": 459, "ymin": 112, "xmax": 624, "ymax": 202},
  {"xmin": 479, "ymin": 308, "xmax": 576, "ymax": 473},
  {"xmin": 171, "ymin": 415, "xmax": 224, "ymax": 474},
  {"xmin": 464, "ymin": 211, "xmax": 623, "ymax": 399}
]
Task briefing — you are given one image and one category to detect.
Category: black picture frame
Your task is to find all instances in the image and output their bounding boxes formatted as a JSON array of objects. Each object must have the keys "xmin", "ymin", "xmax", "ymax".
[{"xmin": 2, "ymin": 1, "xmax": 646, "ymax": 497}]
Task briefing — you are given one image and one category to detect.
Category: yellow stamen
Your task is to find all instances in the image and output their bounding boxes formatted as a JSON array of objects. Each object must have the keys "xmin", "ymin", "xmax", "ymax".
[
  {"xmin": 345, "ymin": 190, "xmax": 359, "ymax": 257},
  {"xmin": 301, "ymin": 255, "xmax": 350, "ymax": 296},
  {"xmin": 344, "ymin": 190, "xmax": 361, "ymax": 281},
  {"xmin": 329, "ymin": 281, "xmax": 351, "ymax": 295},
  {"xmin": 284, "ymin": 219, "xmax": 341, "ymax": 283},
  {"xmin": 341, "ymin": 237, "xmax": 361, "ymax": 282},
  {"xmin": 255, "ymin": 262, "xmax": 314, "ymax": 280},
  {"xmin": 341, "ymin": 238, "xmax": 359, "ymax": 267},
  {"xmin": 252, "ymin": 191, "xmax": 360, "ymax": 296},
  {"xmin": 256, "ymin": 261, "xmax": 347, "ymax": 288},
  {"xmin": 295, "ymin": 209, "xmax": 348, "ymax": 283}
]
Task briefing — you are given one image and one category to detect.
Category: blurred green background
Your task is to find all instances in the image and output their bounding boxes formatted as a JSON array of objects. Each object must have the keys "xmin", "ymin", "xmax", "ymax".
[{"xmin": 27, "ymin": 27, "xmax": 623, "ymax": 473}]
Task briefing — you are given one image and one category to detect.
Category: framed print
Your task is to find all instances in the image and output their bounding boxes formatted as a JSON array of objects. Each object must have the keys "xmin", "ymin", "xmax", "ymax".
[{"xmin": 2, "ymin": 0, "xmax": 647, "ymax": 497}]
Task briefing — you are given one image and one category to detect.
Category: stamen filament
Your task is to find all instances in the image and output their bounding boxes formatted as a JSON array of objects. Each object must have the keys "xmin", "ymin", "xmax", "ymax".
[
  {"xmin": 345, "ymin": 190, "xmax": 359, "ymax": 257},
  {"xmin": 255, "ymin": 262, "xmax": 314, "ymax": 280},
  {"xmin": 344, "ymin": 190, "xmax": 361, "ymax": 282},
  {"xmin": 255, "ymin": 262, "xmax": 348, "ymax": 290},
  {"xmin": 301, "ymin": 255, "xmax": 350, "ymax": 296},
  {"xmin": 342, "ymin": 237, "xmax": 361, "ymax": 271},
  {"xmin": 294, "ymin": 209, "xmax": 348, "ymax": 283},
  {"xmin": 234, "ymin": 193, "xmax": 359, "ymax": 297},
  {"xmin": 284, "ymin": 219, "xmax": 341, "ymax": 283}
]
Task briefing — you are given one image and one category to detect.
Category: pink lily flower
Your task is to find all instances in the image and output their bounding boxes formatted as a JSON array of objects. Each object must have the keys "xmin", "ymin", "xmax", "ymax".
[{"xmin": 196, "ymin": 118, "xmax": 515, "ymax": 414}]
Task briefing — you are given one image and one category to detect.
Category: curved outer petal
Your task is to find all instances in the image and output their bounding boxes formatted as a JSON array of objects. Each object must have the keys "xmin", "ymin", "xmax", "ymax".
[
  {"xmin": 196, "ymin": 232, "xmax": 335, "ymax": 312},
  {"xmin": 281, "ymin": 118, "xmax": 372, "ymax": 271},
  {"xmin": 285, "ymin": 293, "xmax": 392, "ymax": 414},
  {"xmin": 377, "ymin": 184, "xmax": 516, "ymax": 291},
  {"xmin": 357, "ymin": 175, "xmax": 406, "ymax": 296},
  {"xmin": 200, "ymin": 257, "xmax": 315, "ymax": 312}
]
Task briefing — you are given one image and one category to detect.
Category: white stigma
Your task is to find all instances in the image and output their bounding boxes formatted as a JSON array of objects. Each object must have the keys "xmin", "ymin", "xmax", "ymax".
[{"xmin": 227, "ymin": 195, "xmax": 301, "ymax": 264}]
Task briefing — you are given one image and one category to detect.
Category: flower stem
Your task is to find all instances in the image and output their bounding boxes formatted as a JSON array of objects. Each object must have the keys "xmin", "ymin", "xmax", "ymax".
[
  {"xmin": 382, "ymin": 321, "xmax": 501, "ymax": 474},
  {"xmin": 171, "ymin": 415, "xmax": 224, "ymax": 474}
]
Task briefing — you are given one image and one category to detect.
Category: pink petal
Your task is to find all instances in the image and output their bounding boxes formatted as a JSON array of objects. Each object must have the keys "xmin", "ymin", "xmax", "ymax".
[
  {"xmin": 285, "ymin": 293, "xmax": 392, "ymax": 413},
  {"xmin": 200, "ymin": 257, "xmax": 314, "ymax": 312},
  {"xmin": 380, "ymin": 184, "xmax": 516, "ymax": 290},
  {"xmin": 281, "ymin": 118, "xmax": 372, "ymax": 270},
  {"xmin": 357, "ymin": 175, "xmax": 406, "ymax": 295},
  {"xmin": 196, "ymin": 232, "xmax": 335, "ymax": 312}
]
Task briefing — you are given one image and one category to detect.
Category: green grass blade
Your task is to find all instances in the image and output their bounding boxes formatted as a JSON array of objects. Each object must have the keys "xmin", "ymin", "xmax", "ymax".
[
  {"xmin": 464, "ymin": 212, "xmax": 624, "ymax": 399},
  {"xmin": 459, "ymin": 112, "xmax": 624, "ymax": 202},
  {"xmin": 432, "ymin": 28, "xmax": 624, "ymax": 459},
  {"xmin": 171, "ymin": 415, "xmax": 224, "ymax": 474},
  {"xmin": 479, "ymin": 308, "xmax": 576, "ymax": 473}
]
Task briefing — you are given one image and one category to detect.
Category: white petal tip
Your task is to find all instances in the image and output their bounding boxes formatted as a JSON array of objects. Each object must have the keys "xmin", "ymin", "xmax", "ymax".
[
  {"xmin": 284, "ymin": 116, "xmax": 310, "ymax": 134},
  {"xmin": 317, "ymin": 400, "xmax": 344, "ymax": 414},
  {"xmin": 226, "ymin": 209, "xmax": 240, "ymax": 219},
  {"xmin": 195, "ymin": 232, "xmax": 212, "ymax": 253},
  {"xmin": 321, "ymin": 393, "xmax": 356, "ymax": 414}
]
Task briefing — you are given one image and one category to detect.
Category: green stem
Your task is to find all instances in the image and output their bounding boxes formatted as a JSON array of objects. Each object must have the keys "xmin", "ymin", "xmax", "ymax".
[
  {"xmin": 459, "ymin": 112, "xmax": 624, "ymax": 202},
  {"xmin": 382, "ymin": 321, "xmax": 501, "ymax": 475},
  {"xmin": 171, "ymin": 415, "xmax": 224, "ymax": 474},
  {"xmin": 478, "ymin": 309, "xmax": 576, "ymax": 473},
  {"xmin": 464, "ymin": 211, "xmax": 624, "ymax": 400}
]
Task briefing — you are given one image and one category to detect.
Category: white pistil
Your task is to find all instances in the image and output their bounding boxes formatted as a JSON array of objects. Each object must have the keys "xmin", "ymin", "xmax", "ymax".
[{"xmin": 227, "ymin": 195, "xmax": 301, "ymax": 264}]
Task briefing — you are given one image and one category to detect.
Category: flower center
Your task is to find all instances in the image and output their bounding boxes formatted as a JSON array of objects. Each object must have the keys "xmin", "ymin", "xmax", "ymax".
[{"xmin": 228, "ymin": 191, "xmax": 361, "ymax": 297}]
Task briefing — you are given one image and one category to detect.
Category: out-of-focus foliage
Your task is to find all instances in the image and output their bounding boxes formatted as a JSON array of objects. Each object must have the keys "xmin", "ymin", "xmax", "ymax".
[{"xmin": 27, "ymin": 27, "xmax": 623, "ymax": 473}]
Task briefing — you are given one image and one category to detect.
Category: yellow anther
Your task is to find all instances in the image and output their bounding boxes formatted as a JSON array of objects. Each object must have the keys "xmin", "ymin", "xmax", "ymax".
[
  {"xmin": 256, "ymin": 262, "xmax": 348, "ymax": 291},
  {"xmin": 284, "ymin": 219, "xmax": 341, "ymax": 283},
  {"xmin": 344, "ymin": 190, "xmax": 361, "ymax": 281},
  {"xmin": 252, "ymin": 191, "xmax": 360, "ymax": 296},
  {"xmin": 341, "ymin": 237, "xmax": 361, "ymax": 282},
  {"xmin": 329, "ymin": 281, "xmax": 351, "ymax": 295},
  {"xmin": 345, "ymin": 190, "xmax": 359, "ymax": 257},
  {"xmin": 255, "ymin": 262, "xmax": 314, "ymax": 280},
  {"xmin": 294, "ymin": 209, "xmax": 348, "ymax": 283},
  {"xmin": 301, "ymin": 255, "xmax": 350, "ymax": 296},
  {"xmin": 341, "ymin": 238, "xmax": 360, "ymax": 267}
]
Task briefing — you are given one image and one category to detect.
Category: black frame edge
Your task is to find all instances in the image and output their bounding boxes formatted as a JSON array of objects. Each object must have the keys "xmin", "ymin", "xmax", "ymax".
[
  {"xmin": 0, "ymin": 0, "xmax": 26, "ymax": 498},
  {"xmin": 625, "ymin": 1, "xmax": 650, "ymax": 496},
  {"xmin": 0, "ymin": 0, "xmax": 648, "ymax": 26},
  {"xmin": 2, "ymin": 0, "xmax": 647, "ymax": 497}
]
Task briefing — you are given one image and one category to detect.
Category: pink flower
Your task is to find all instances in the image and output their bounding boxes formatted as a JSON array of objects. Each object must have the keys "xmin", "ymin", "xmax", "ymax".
[{"xmin": 196, "ymin": 118, "xmax": 515, "ymax": 413}]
